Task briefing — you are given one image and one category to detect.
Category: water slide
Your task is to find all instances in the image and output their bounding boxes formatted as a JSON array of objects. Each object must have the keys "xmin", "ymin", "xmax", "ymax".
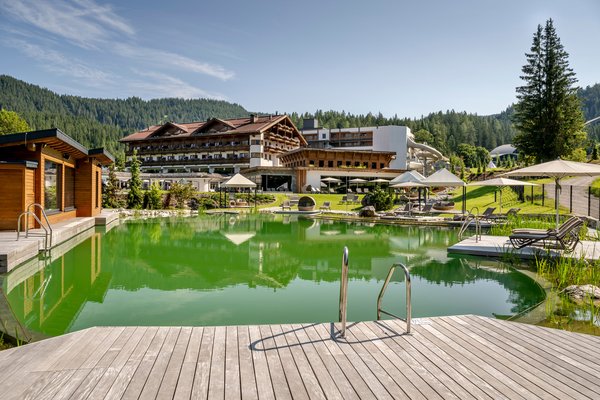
[{"xmin": 406, "ymin": 136, "xmax": 447, "ymax": 161}]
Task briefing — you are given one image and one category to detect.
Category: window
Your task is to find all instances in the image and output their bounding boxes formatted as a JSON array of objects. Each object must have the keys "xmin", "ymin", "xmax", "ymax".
[
  {"xmin": 380, "ymin": 163, "xmax": 385, "ymax": 169},
  {"xmin": 371, "ymin": 162, "xmax": 377, "ymax": 169},
  {"xmin": 321, "ymin": 133, "xmax": 326, "ymax": 139},
  {"xmin": 44, "ymin": 160, "xmax": 62, "ymax": 212},
  {"xmin": 64, "ymin": 167, "xmax": 75, "ymax": 210},
  {"xmin": 318, "ymin": 160, "xmax": 324, "ymax": 167},
  {"xmin": 328, "ymin": 160, "xmax": 333, "ymax": 168},
  {"xmin": 96, "ymin": 171, "xmax": 100, "ymax": 208},
  {"xmin": 337, "ymin": 161, "xmax": 342, "ymax": 167}
]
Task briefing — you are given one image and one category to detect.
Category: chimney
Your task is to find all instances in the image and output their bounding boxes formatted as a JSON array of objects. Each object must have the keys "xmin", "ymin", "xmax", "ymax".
[{"xmin": 250, "ymin": 114, "xmax": 257, "ymax": 123}]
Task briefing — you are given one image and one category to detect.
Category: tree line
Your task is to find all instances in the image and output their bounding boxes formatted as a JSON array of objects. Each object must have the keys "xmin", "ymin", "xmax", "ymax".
[{"xmin": 1, "ymin": 74, "xmax": 599, "ymax": 160}]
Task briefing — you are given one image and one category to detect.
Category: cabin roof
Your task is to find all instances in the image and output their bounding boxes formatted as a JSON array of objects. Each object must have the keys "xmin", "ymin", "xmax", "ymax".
[{"xmin": 0, "ymin": 128, "xmax": 114, "ymax": 164}]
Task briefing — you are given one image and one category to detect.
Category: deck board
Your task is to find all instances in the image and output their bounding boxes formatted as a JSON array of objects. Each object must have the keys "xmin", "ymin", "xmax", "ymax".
[{"xmin": 0, "ymin": 316, "xmax": 599, "ymax": 399}]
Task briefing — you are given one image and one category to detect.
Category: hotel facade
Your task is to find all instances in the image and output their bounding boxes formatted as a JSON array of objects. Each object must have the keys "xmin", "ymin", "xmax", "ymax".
[{"xmin": 121, "ymin": 115, "xmax": 446, "ymax": 192}]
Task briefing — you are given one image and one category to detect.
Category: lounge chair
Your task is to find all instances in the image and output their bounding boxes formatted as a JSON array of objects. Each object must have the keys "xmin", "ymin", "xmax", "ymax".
[
  {"xmin": 393, "ymin": 203, "xmax": 414, "ymax": 215},
  {"xmin": 281, "ymin": 200, "xmax": 292, "ymax": 211},
  {"xmin": 320, "ymin": 201, "xmax": 331, "ymax": 211},
  {"xmin": 509, "ymin": 216, "xmax": 583, "ymax": 252},
  {"xmin": 356, "ymin": 188, "xmax": 363, "ymax": 194},
  {"xmin": 339, "ymin": 195, "xmax": 348, "ymax": 204},
  {"xmin": 413, "ymin": 204, "xmax": 433, "ymax": 215}
]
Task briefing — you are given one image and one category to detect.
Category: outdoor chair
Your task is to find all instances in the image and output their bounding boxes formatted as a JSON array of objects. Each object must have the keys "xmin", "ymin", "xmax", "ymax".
[
  {"xmin": 413, "ymin": 204, "xmax": 433, "ymax": 215},
  {"xmin": 281, "ymin": 200, "xmax": 292, "ymax": 211},
  {"xmin": 329, "ymin": 188, "xmax": 336, "ymax": 194},
  {"xmin": 363, "ymin": 188, "xmax": 370, "ymax": 193},
  {"xmin": 393, "ymin": 203, "xmax": 413, "ymax": 215},
  {"xmin": 340, "ymin": 195, "xmax": 348, "ymax": 204},
  {"xmin": 509, "ymin": 216, "xmax": 583, "ymax": 252},
  {"xmin": 356, "ymin": 188, "xmax": 363, "ymax": 194},
  {"xmin": 289, "ymin": 195, "xmax": 299, "ymax": 206},
  {"xmin": 320, "ymin": 201, "xmax": 331, "ymax": 211}
]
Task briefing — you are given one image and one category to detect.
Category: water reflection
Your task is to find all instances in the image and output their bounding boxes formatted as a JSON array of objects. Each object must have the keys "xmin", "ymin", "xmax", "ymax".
[{"xmin": 3, "ymin": 214, "xmax": 545, "ymax": 336}]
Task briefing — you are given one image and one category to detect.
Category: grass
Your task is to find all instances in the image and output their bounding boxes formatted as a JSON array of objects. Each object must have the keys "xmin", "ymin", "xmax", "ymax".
[
  {"xmin": 448, "ymin": 180, "xmax": 568, "ymax": 216},
  {"xmin": 591, "ymin": 177, "xmax": 600, "ymax": 197}
]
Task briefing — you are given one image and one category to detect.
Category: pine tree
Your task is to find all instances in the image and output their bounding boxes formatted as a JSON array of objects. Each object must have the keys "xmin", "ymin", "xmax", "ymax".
[
  {"xmin": 127, "ymin": 150, "xmax": 143, "ymax": 209},
  {"xmin": 102, "ymin": 164, "xmax": 121, "ymax": 208},
  {"xmin": 513, "ymin": 19, "xmax": 586, "ymax": 162}
]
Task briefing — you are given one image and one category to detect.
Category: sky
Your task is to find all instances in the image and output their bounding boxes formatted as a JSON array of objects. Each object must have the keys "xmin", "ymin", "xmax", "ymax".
[{"xmin": 0, "ymin": 0, "xmax": 598, "ymax": 119}]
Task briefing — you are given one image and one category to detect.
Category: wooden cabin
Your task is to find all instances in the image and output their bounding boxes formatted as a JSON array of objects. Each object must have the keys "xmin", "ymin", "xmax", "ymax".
[{"xmin": 0, "ymin": 128, "xmax": 114, "ymax": 230}]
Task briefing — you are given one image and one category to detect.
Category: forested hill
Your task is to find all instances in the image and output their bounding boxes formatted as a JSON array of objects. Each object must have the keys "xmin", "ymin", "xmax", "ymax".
[
  {"xmin": 0, "ymin": 75, "xmax": 248, "ymax": 155},
  {"xmin": 1, "ymin": 74, "xmax": 599, "ymax": 158}
]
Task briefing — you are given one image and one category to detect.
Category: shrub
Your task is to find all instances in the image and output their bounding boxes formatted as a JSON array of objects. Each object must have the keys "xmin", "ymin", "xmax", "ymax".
[{"xmin": 365, "ymin": 187, "xmax": 394, "ymax": 211}]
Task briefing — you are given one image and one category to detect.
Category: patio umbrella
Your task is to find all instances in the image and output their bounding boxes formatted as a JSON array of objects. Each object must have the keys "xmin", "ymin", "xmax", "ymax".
[
  {"xmin": 349, "ymin": 178, "xmax": 367, "ymax": 191},
  {"xmin": 389, "ymin": 170, "xmax": 425, "ymax": 185},
  {"xmin": 502, "ymin": 159, "xmax": 600, "ymax": 228},
  {"xmin": 221, "ymin": 173, "xmax": 257, "ymax": 208},
  {"xmin": 370, "ymin": 178, "xmax": 390, "ymax": 187},
  {"xmin": 467, "ymin": 177, "xmax": 538, "ymax": 213},
  {"xmin": 321, "ymin": 177, "xmax": 341, "ymax": 192},
  {"xmin": 422, "ymin": 168, "xmax": 467, "ymax": 213},
  {"xmin": 390, "ymin": 181, "xmax": 426, "ymax": 188}
]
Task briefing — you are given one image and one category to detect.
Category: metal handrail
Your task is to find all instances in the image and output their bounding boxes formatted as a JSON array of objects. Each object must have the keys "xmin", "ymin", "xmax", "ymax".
[
  {"xmin": 377, "ymin": 263, "xmax": 411, "ymax": 334},
  {"xmin": 16, "ymin": 203, "xmax": 54, "ymax": 251},
  {"xmin": 458, "ymin": 206, "xmax": 481, "ymax": 242},
  {"xmin": 338, "ymin": 246, "xmax": 349, "ymax": 338},
  {"xmin": 27, "ymin": 203, "xmax": 53, "ymax": 245}
]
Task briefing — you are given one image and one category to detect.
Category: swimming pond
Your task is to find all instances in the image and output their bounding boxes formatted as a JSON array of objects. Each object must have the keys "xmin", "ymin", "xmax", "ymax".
[{"xmin": 3, "ymin": 214, "xmax": 545, "ymax": 336}]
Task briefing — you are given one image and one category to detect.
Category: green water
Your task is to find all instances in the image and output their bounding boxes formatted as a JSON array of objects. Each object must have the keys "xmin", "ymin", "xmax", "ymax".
[{"xmin": 4, "ymin": 214, "xmax": 545, "ymax": 336}]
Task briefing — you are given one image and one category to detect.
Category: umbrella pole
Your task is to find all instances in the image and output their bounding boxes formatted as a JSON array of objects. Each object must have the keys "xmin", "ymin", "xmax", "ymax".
[
  {"xmin": 499, "ymin": 188, "xmax": 502, "ymax": 214},
  {"xmin": 555, "ymin": 178, "xmax": 560, "ymax": 229}
]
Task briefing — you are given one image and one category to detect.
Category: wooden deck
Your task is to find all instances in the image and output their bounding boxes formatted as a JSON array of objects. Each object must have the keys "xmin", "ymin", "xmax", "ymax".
[{"xmin": 0, "ymin": 315, "xmax": 599, "ymax": 399}]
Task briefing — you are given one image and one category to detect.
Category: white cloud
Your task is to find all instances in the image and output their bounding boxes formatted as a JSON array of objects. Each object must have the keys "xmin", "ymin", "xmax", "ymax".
[
  {"xmin": 0, "ymin": 0, "xmax": 134, "ymax": 49},
  {"xmin": 113, "ymin": 43, "xmax": 235, "ymax": 81},
  {"xmin": 7, "ymin": 39, "xmax": 112, "ymax": 85},
  {"xmin": 129, "ymin": 70, "xmax": 227, "ymax": 100}
]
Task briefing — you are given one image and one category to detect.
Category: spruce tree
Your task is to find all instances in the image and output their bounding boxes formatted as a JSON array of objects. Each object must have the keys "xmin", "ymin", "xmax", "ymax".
[
  {"xmin": 513, "ymin": 19, "xmax": 586, "ymax": 163},
  {"xmin": 127, "ymin": 150, "xmax": 143, "ymax": 209},
  {"xmin": 102, "ymin": 164, "xmax": 121, "ymax": 208}
]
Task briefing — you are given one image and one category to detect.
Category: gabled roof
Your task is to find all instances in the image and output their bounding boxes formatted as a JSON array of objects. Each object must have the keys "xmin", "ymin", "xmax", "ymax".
[{"xmin": 120, "ymin": 114, "xmax": 305, "ymax": 144}]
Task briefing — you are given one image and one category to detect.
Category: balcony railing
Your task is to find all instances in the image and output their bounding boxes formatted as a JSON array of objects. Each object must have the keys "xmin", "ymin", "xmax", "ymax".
[
  {"xmin": 141, "ymin": 156, "xmax": 250, "ymax": 166},
  {"xmin": 130, "ymin": 143, "xmax": 249, "ymax": 155}
]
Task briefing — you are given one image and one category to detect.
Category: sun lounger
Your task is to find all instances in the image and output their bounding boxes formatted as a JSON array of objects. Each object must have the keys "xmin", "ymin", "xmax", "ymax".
[
  {"xmin": 488, "ymin": 208, "xmax": 520, "ymax": 221},
  {"xmin": 509, "ymin": 216, "xmax": 583, "ymax": 252},
  {"xmin": 281, "ymin": 200, "xmax": 292, "ymax": 211},
  {"xmin": 320, "ymin": 201, "xmax": 331, "ymax": 211}
]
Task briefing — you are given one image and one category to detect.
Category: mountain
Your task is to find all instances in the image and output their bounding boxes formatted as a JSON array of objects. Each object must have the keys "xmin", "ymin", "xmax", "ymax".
[
  {"xmin": 0, "ymin": 75, "xmax": 248, "ymax": 156},
  {"xmin": 1, "ymin": 75, "xmax": 599, "ymax": 158}
]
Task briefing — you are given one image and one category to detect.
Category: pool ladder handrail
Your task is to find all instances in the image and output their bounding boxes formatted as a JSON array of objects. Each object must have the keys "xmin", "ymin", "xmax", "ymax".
[
  {"xmin": 458, "ymin": 206, "xmax": 482, "ymax": 242},
  {"xmin": 339, "ymin": 248, "xmax": 412, "ymax": 337},
  {"xmin": 17, "ymin": 203, "xmax": 53, "ymax": 251},
  {"xmin": 338, "ymin": 246, "xmax": 349, "ymax": 338},
  {"xmin": 377, "ymin": 263, "xmax": 411, "ymax": 334}
]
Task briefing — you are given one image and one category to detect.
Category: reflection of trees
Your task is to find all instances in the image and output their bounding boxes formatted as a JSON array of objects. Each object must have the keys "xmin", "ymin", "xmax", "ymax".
[{"xmin": 409, "ymin": 257, "xmax": 545, "ymax": 313}]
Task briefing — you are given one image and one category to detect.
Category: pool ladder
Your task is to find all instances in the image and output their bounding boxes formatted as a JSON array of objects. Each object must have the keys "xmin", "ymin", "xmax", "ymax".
[
  {"xmin": 458, "ymin": 206, "xmax": 482, "ymax": 242},
  {"xmin": 339, "ymin": 247, "xmax": 411, "ymax": 338},
  {"xmin": 17, "ymin": 203, "xmax": 53, "ymax": 252}
]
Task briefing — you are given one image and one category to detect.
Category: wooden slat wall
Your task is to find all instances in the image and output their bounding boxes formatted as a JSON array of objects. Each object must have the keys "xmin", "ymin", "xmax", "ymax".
[{"xmin": 0, "ymin": 166, "xmax": 24, "ymax": 230}]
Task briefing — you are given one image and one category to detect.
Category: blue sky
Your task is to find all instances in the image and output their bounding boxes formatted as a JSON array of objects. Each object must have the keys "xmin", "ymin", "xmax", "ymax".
[{"xmin": 0, "ymin": 0, "xmax": 598, "ymax": 118}]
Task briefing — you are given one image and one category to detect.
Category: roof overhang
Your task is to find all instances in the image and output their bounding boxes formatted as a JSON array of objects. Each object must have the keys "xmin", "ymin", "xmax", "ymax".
[
  {"xmin": 88, "ymin": 148, "xmax": 115, "ymax": 165},
  {"xmin": 0, "ymin": 128, "xmax": 89, "ymax": 159}
]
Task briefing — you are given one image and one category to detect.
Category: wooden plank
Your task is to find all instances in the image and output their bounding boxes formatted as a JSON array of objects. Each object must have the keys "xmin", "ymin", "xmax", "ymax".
[
  {"xmin": 138, "ymin": 327, "xmax": 182, "ymax": 399},
  {"xmin": 433, "ymin": 317, "xmax": 564, "ymax": 399},
  {"xmin": 207, "ymin": 325, "xmax": 227, "ymax": 399},
  {"xmin": 288, "ymin": 323, "xmax": 344, "ymax": 400},
  {"xmin": 79, "ymin": 327, "xmax": 128, "ymax": 370},
  {"xmin": 32, "ymin": 370, "xmax": 77, "ymax": 400},
  {"xmin": 85, "ymin": 327, "xmax": 148, "ymax": 400},
  {"xmin": 258, "ymin": 324, "xmax": 292, "ymax": 399},
  {"xmin": 373, "ymin": 320, "xmax": 496, "ymax": 400},
  {"xmin": 298, "ymin": 324, "xmax": 360, "ymax": 399},
  {"xmin": 268, "ymin": 324, "xmax": 309, "ymax": 400},
  {"xmin": 398, "ymin": 319, "xmax": 528, "ymax": 400},
  {"xmin": 274, "ymin": 324, "xmax": 326, "ymax": 400},
  {"xmin": 236, "ymin": 325, "xmax": 259, "ymax": 400},
  {"xmin": 191, "ymin": 326, "xmax": 215, "ymax": 400},
  {"xmin": 225, "ymin": 326, "xmax": 242, "ymax": 399},
  {"xmin": 156, "ymin": 326, "xmax": 193, "ymax": 400},
  {"xmin": 120, "ymin": 327, "xmax": 170, "ymax": 400},
  {"xmin": 347, "ymin": 323, "xmax": 440, "ymax": 399},
  {"xmin": 424, "ymin": 318, "xmax": 547, "ymax": 399},
  {"xmin": 103, "ymin": 327, "xmax": 160, "ymax": 400},
  {"xmin": 311, "ymin": 323, "xmax": 395, "ymax": 399},
  {"xmin": 465, "ymin": 316, "xmax": 600, "ymax": 396},
  {"xmin": 247, "ymin": 324, "xmax": 276, "ymax": 400},
  {"xmin": 455, "ymin": 315, "xmax": 600, "ymax": 399},
  {"xmin": 173, "ymin": 327, "xmax": 203, "ymax": 400},
  {"xmin": 475, "ymin": 315, "xmax": 600, "ymax": 370}
]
